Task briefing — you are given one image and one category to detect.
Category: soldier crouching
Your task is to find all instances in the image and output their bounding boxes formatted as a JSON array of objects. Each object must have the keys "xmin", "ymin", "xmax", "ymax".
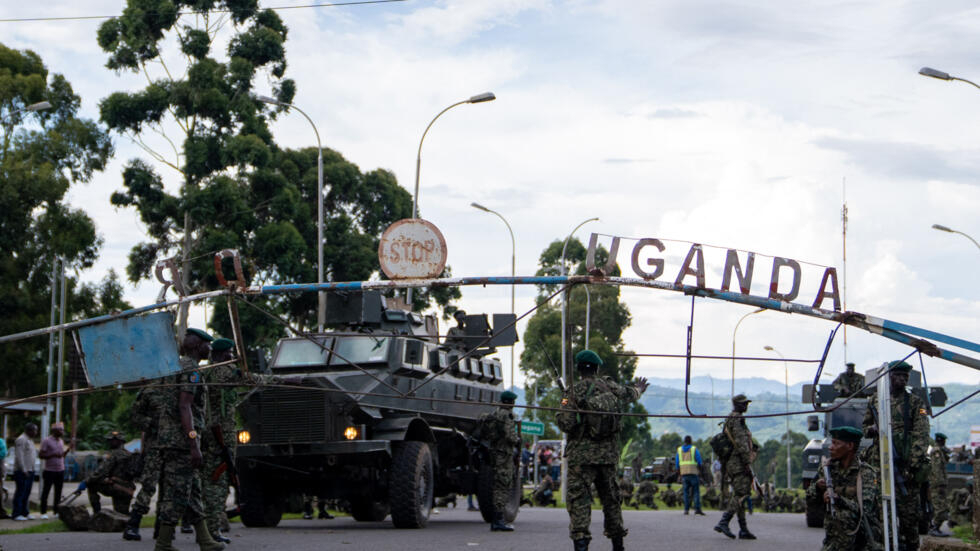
[{"xmin": 86, "ymin": 431, "xmax": 136, "ymax": 514}]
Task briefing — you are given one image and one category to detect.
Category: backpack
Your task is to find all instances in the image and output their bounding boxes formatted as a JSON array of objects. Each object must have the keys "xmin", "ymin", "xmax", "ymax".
[
  {"xmin": 709, "ymin": 429, "xmax": 734, "ymax": 461},
  {"xmin": 578, "ymin": 378, "xmax": 622, "ymax": 440}
]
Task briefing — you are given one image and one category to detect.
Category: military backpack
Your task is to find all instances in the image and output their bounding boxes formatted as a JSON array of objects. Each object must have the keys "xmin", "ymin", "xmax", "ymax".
[{"xmin": 577, "ymin": 378, "xmax": 623, "ymax": 440}]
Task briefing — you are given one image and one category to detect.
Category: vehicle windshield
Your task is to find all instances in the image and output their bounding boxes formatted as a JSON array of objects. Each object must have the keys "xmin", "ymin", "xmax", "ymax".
[
  {"xmin": 272, "ymin": 338, "xmax": 332, "ymax": 369},
  {"xmin": 329, "ymin": 336, "xmax": 390, "ymax": 366}
]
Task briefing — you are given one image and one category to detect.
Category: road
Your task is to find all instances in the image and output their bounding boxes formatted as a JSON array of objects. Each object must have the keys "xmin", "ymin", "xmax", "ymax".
[{"xmin": 0, "ymin": 507, "xmax": 821, "ymax": 550}]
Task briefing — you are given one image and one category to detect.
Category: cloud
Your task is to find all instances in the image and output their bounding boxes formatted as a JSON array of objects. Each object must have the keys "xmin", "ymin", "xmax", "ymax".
[
  {"xmin": 814, "ymin": 137, "xmax": 980, "ymax": 185},
  {"xmin": 648, "ymin": 108, "xmax": 701, "ymax": 119}
]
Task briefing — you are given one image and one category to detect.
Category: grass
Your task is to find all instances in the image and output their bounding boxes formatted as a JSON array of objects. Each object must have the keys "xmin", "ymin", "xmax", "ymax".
[
  {"xmin": 0, "ymin": 520, "xmax": 70, "ymax": 535},
  {"xmin": 952, "ymin": 525, "xmax": 978, "ymax": 545}
]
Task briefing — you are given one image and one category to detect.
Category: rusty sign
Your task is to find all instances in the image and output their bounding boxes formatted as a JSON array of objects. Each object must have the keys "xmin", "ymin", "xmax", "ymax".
[{"xmin": 378, "ymin": 218, "xmax": 448, "ymax": 279}]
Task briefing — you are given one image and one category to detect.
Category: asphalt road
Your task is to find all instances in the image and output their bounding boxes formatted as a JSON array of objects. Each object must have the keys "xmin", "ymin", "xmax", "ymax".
[{"xmin": 0, "ymin": 507, "xmax": 821, "ymax": 551}]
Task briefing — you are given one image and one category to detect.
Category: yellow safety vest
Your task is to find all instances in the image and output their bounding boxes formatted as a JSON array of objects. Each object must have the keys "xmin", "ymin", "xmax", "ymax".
[{"xmin": 677, "ymin": 445, "xmax": 699, "ymax": 476}]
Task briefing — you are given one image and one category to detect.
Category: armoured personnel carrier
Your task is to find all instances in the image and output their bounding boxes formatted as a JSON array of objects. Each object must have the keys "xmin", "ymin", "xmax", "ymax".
[{"xmin": 235, "ymin": 291, "xmax": 520, "ymax": 529}]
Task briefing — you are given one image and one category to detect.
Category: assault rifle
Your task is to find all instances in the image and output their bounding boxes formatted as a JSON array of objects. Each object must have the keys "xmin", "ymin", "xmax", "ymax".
[
  {"xmin": 537, "ymin": 337, "xmax": 566, "ymax": 393},
  {"xmin": 210, "ymin": 424, "xmax": 242, "ymax": 518},
  {"xmin": 823, "ymin": 463, "xmax": 837, "ymax": 517}
]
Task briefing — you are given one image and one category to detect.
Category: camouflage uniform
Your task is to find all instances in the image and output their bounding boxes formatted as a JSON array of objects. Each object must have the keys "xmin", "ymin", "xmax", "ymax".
[
  {"xmin": 556, "ymin": 374, "xmax": 640, "ymax": 543},
  {"xmin": 806, "ymin": 458, "xmax": 882, "ymax": 550},
  {"xmin": 863, "ymin": 389, "xmax": 930, "ymax": 551},
  {"xmin": 130, "ymin": 381, "xmax": 171, "ymax": 516},
  {"xmin": 156, "ymin": 357, "xmax": 207, "ymax": 526},
  {"xmin": 928, "ymin": 442, "xmax": 950, "ymax": 530},
  {"xmin": 832, "ymin": 370, "xmax": 865, "ymax": 397},
  {"xmin": 481, "ymin": 406, "xmax": 520, "ymax": 514},
  {"xmin": 618, "ymin": 476, "xmax": 634, "ymax": 507},
  {"xmin": 722, "ymin": 409, "xmax": 754, "ymax": 523},
  {"xmin": 635, "ymin": 480, "xmax": 658, "ymax": 509},
  {"xmin": 86, "ymin": 447, "xmax": 137, "ymax": 514},
  {"xmin": 202, "ymin": 362, "xmax": 245, "ymax": 535},
  {"xmin": 948, "ymin": 486, "xmax": 972, "ymax": 528}
]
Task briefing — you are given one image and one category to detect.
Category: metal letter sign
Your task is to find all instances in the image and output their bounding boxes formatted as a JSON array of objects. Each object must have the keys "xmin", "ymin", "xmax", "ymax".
[
  {"xmin": 378, "ymin": 218, "xmax": 448, "ymax": 279},
  {"xmin": 76, "ymin": 311, "xmax": 182, "ymax": 387}
]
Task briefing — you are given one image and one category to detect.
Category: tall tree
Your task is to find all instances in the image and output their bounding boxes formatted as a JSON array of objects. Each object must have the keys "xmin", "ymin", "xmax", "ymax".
[{"xmin": 0, "ymin": 43, "xmax": 113, "ymax": 397}]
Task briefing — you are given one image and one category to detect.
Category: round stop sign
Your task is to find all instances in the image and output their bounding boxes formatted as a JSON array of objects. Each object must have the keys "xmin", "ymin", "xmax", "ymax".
[{"xmin": 378, "ymin": 218, "xmax": 448, "ymax": 279}]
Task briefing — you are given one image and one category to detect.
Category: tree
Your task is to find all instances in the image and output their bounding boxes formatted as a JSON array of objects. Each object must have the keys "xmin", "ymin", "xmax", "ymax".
[
  {"xmin": 0, "ymin": 43, "xmax": 113, "ymax": 397},
  {"xmin": 521, "ymin": 238, "xmax": 650, "ymax": 446}
]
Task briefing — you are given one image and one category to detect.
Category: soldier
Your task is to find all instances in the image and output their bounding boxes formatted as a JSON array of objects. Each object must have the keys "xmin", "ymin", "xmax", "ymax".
[
  {"xmin": 832, "ymin": 363, "xmax": 866, "ymax": 397},
  {"xmin": 662, "ymin": 484, "xmax": 678, "ymax": 507},
  {"xmin": 85, "ymin": 431, "xmax": 136, "ymax": 514},
  {"xmin": 533, "ymin": 473, "xmax": 557, "ymax": 507},
  {"xmin": 635, "ymin": 480, "xmax": 658, "ymax": 509},
  {"xmin": 714, "ymin": 394, "xmax": 756, "ymax": 540},
  {"xmin": 618, "ymin": 474, "xmax": 634, "ymax": 507},
  {"xmin": 155, "ymin": 327, "xmax": 225, "ymax": 551},
  {"xmin": 806, "ymin": 427, "xmax": 883, "ymax": 550},
  {"xmin": 928, "ymin": 432, "xmax": 951, "ymax": 536},
  {"xmin": 948, "ymin": 481, "xmax": 972, "ymax": 528},
  {"xmin": 862, "ymin": 361, "xmax": 931, "ymax": 551},
  {"xmin": 556, "ymin": 350, "xmax": 647, "ymax": 551},
  {"xmin": 124, "ymin": 374, "xmax": 171, "ymax": 541},
  {"xmin": 480, "ymin": 389, "xmax": 521, "ymax": 531},
  {"xmin": 702, "ymin": 486, "xmax": 719, "ymax": 510}
]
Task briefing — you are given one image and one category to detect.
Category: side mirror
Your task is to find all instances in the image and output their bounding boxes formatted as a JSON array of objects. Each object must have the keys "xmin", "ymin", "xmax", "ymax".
[{"xmin": 807, "ymin": 415, "xmax": 820, "ymax": 432}]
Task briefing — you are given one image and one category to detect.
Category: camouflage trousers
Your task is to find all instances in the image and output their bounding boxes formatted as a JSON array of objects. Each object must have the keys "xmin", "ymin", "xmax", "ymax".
[
  {"xmin": 491, "ymin": 452, "xmax": 515, "ymax": 513},
  {"xmin": 131, "ymin": 446, "xmax": 161, "ymax": 516},
  {"xmin": 821, "ymin": 505, "xmax": 883, "ymax": 551},
  {"xmin": 565, "ymin": 463, "xmax": 626, "ymax": 541},
  {"xmin": 725, "ymin": 471, "xmax": 751, "ymax": 522},
  {"xmin": 87, "ymin": 480, "xmax": 135, "ymax": 514},
  {"xmin": 156, "ymin": 449, "xmax": 204, "ymax": 526},
  {"xmin": 202, "ymin": 441, "xmax": 231, "ymax": 534},
  {"xmin": 894, "ymin": 482, "xmax": 921, "ymax": 551},
  {"xmin": 930, "ymin": 484, "xmax": 949, "ymax": 528}
]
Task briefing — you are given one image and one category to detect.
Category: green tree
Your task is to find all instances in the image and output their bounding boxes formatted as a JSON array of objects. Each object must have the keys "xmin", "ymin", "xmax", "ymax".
[{"xmin": 0, "ymin": 43, "xmax": 113, "ymax": 397}]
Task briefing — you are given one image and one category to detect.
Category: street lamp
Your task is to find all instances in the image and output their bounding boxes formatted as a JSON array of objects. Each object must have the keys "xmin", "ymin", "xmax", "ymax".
[
  {"xmin": 471, "ymin": 202, "xmax": 516, "ymax": 390},
  {"xmin": 731, "ymin": 308, "xmax": 765, "ymax": 398},
  {"xmin": 932, "ymin": 223, "xmax": 980, "ymax": 252},
  {"xmin": 406, "ymin": 92, "xmax": 496, "ymax": 307},
  {"xmin": 559, "ymin": 217, "xmax": 600, "ymax": 381},
  {"xmin": 765, "ymin": 345, "xmax": 792, "ymax": 489},
  {"xmin": 257, "ymin": 95, "xmax": 326, "ymax": 332},
  {"xmin": 2, "ymin": 100, "xmax": 52, "ymax": 123},
  {"xmin": 919, "ymin": 67, "xmax": 980, "ymax": 91}
]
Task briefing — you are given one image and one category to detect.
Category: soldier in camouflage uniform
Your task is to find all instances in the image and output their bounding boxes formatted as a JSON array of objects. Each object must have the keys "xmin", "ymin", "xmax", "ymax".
[
  {"xmin": 201, "ymin": 338, "xmax": 243, "ymax": 543},
  {"xmin": 154, "ymin": 328, "xmax": 225, "ymax": 551},
  {"xmin": 480, "ymin": 389, "xmax": 520, "ymax": 532},
  {"xmin": 124, "ymin": 372, "xmax": 172, "ymax": 541},
  {"xmin": 862, "ymin": 361, "xmax": 930, "ymax": 551},
  {"xmin": 948, "ymin": 481, "xmax": 972, "ymax": 528},
  {"xmin": 618, "ymin": 474, "xmax": 634, "ymax": 507},
  {"xmin": 714, "ymin": 394, "xmax": 756, "ymax": 540},
  {"xmin": 807, "ymin": 426, "xmax": 882, "ymax": 551},
  {"xmin": 661, "ymin": 484, "xmax": 678, "ymax": 507},
  {"xmin": 832, "ymin": 363, "xmax": 866, "ymax": 397},
  {"xmin": 86, "ymin": 431, "xmax": 136, "ymax": 514},
  {"xmin": 635, "ymin": 480, "xmax": 658, "ymax": 509},
  {"xmin": 556, "ymin": 350, "xmax": 648, "ymax": 551},
  {"xmin": 928, "ymin": 432, "xmax": 951, "ymax": 536}
]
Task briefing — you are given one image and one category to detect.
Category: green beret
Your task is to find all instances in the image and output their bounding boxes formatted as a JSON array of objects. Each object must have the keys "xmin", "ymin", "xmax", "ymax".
[
  {"xmin": 186, "ymin": 328, "xmax": 214, "ymax": 342},
  {"xmin": 211, "ymin": 338, "xmax": 235, "ymax": 352},
  {"xmin": 935, "ymin": 433, "xmax": 947, "ymax": 441},
  {"xmin": 105, "ymin": 430, "xmax": 125, "ymax": 441},
  {"xmin": 732, "ymin": 394, "xmax": 752, "ymax": 404},
  {"xmin": 829, "ymin": 426, "xmax": 863, "ymax": 444},
  {"xmin": 888, "ymin": 360, "xmax": 912, "ymax": 372},
  {"xmin": 574, "ymin": 349, "xmax": 603, "ymax": 368},
  {"xmin": 500, "ymin": 390, "xmax": 518, "ymax": 403}
]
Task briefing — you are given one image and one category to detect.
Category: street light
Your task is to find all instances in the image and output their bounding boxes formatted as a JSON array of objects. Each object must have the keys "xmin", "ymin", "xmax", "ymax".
[
  {"xmin": 919, "ymin": 66, "xmax": 980, "ymax": 91},
  {"xmin": 471, "ymin": 202, "xmax": 516, "ymax": 390},
  {"xmin": 765, "ymin": 345, "xmax": 792, "ymax": 489},
  {"xmin": 559, "ymin": 217, "xmax": 600, "ymax": 382},
  {"xmin": 932, "ymin": 223, "xmax": 980, "ymax": 252},
  {"xmin": 257, "ymin": 95, "xmax": 326, "ymax": 332},
  {"xmin": 731, "ymin": 307, "xmax": 765, "ymax": 398},
  {"xmin": 1, "ymin": 100, "xmax": 52, "ymax": 123},
  {"xmin": 406, "ymin": 92, "xmax": 496, "ymax": 307}
]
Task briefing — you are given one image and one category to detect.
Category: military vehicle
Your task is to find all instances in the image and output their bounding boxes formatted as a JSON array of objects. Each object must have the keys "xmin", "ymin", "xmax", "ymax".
[
  {"xmin": 800, "ymin": 366, "xmax": 947, "ymax": 528},
  {"xmin": 235, "ymin": 291, "xmax": 520, "ymax": 529}
]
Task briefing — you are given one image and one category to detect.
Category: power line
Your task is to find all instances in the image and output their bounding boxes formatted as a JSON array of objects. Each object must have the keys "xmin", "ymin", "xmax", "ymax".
[{"xmin": 0, "ymin": 0, "xmax": 406, "ymax": 24}]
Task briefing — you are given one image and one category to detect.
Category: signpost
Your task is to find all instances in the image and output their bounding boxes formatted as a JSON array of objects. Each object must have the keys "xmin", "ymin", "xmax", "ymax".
[
  {"xmin": 520, "ymin": 421, "xmax": 544, "ymax": 436},
  {"xmin": 379, "ymin": 219, "xmax": 448, "ymax": 280}
]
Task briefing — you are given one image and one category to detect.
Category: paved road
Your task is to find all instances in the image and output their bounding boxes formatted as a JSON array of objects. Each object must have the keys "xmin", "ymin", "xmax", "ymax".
[{"xmin": 0, "ymin": 508, "xmax": 821, "ymax": 550}]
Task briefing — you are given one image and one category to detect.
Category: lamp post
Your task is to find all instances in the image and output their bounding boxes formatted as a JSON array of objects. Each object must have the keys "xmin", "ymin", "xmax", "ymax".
[
  {"xmin": 471, "ymin": 202, "xmax": 516, "ymax": 389},
  {"xmin": 932, "ymin": 223, "xmax": 980, "ymax": 253},
  {"xmin": 1, "ymin": 100, "xmax": 51, "ymax": 123},
  {"xmin": 731, "ymin": 308, "xmax": 765, "ymax": 398},
  {"xmin": 560, "ymin": 217, "xmax": 600, "ymax": 382},
  {"xmin": 919, "ymin": 67, "xmax": 980, "ymax": 91},
  {"xmin": 765, "ymin": 345, "xmax": 792, "ymax": 489},
  {"xmin": 405, "ymin": 92, "xmax": 496, "ymax": 307},
  {"xmin": 257, "ymin": 95, "xmax": 325, "ymax": 331}
]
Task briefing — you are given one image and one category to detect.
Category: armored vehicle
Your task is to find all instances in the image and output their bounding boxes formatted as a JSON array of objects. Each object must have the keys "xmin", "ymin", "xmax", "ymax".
[
  {"xmin": 235, "ymin": 291, "xmax": 520, "ymax": 529},
  {"xmin": 800, "ymin": 367, "xmax": 947, "ymax": 528}
]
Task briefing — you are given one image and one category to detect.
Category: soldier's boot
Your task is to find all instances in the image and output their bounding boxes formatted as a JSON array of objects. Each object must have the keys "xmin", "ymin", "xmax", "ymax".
[
  {"xmin": 154, "ymin": 524, "xmax": 179, "ymax": 551},
  {"xmin": 694, "ymin": 508, "xmax": 706, "ymax": 516},
  {"xmin": 91, "ymin": 499, "xmax": 102, "ymax": 514},
  {"xmin": 611, "ymin": 536, "xmax": 625, "ymax": 551},
  {"xmin": 737, "ymin": 517, "xmax": 756, "ymax": 540},
  {"xmin": 713, "ymin": 511, "xmax": 736, "ymax": 539},
  {"xmin": 193, "ymin": 520, "xmax": 226, "ymax": 551},
  {"xmin": 123, "ymin": 512, "xmax": 143, "ymax": 541},
  {"xmin": 572, "ymin": 538, "xmax": 590, "ymax": 551},
  {"xmin": 490, "ymin": 512, "xmax": 514, "ymax": 532},
  {"xmin": 211, "ymin": 530, "xmax": 231, "ymax": 544},
  {"xmin": 928, "ymin": 524, "xmax": 949, "ymax": 537}
]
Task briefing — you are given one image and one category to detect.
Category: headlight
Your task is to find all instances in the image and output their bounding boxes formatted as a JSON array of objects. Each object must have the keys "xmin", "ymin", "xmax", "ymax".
[
  {"xmin": 344, "ymin": 426, "xmax": 359, "ymax": 440},
  {"xmin": 807, "ymin": 455, "xmax": 820, "ymax": 464},
  {"xmin": 237, "ymin": 430, "xmax": 251, "ymax": 444}
]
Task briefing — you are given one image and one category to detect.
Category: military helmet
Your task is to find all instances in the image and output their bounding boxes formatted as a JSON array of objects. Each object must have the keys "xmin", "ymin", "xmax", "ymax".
[
  {"xmin": 574, "ymin": 349, "xmax": 603, "ymax": 369},
  {"xmin": 500, "ymin": 390, "xmax": 518, "ymax": 404},
  {"xmin": 829, "ymin": 426, "xmax": 863, "ymax": 444}
]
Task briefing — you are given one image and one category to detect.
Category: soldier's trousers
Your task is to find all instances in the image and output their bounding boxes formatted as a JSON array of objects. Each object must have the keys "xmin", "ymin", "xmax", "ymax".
[
  {"xmin": 202, "ymin": 442, "xmax": 231, "ymax": 533},
  {"xmin": 88, "ymin": 481, "xmax": 135, "ymax": 514},
  {"xmin": 156, "ymin": 449, "xmax": 204, "ymax": 526},
  {"xmin": 131, "ymin": 447, "xmax": 161, "ymax": 516},
  {"xmin": 726, "ymin": 471, "xmax": 751, "ymax": 522},
  {"xmin": 893, "ymin": 482, "xmax": 921, "ymax": 551},
  {"xmin": 491, "ymin": 452, "xmax": 515, "ymax": 513},
  {"xmin": 930, "ymin": 484, "xmax": 949, "ymax": 528},
  {"xmin": 565, "ymin": 463, "xmax": 626, "ymax": 541}
]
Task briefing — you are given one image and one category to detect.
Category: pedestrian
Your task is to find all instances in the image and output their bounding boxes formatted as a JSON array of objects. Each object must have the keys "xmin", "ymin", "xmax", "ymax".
[
  {"xmin": 0, "ymin": 433, "xmax": 9, "ymax": 519},
  {"xmin": 12, "ymin": 422, "xmax": 39, "ymax": 521},
  {"xmin": 712, "ymin": 457, "xmax": 722, "ymax": 488},
  {"xmin": 154, "ymin": 327, "xmax": 225, "ymax": 551},
  {"xmin": 713, "ymin": 394, "xmax": 757, "ymax": 540},
  {"xmin": 124, "ymin": 374, "xmax": 171, "ymax": 541},
  {"xmin": 862, "ymin": 360, "xmax": 930, "ymax": 551},
  {"xmin": 677, "ymin": 435, "xmax": 705, "ymax": 515},
  {"xmin": 806, "ymin": 426, "xmax": 882, "ymax": 550},
  {"xmin": 929, "ymin": 432, "xmax": 951, "ymax": 536},
  {"xmin": 479, "ymin": 389, "xmax": 521, "ymax": 531},
  {"xmin": 39, "ymin": 421, "xmax": 70, "ymax": 519},
  {"xmin": 521, "ymin": 442, "xmax": 533, "ymax": 483},
  {"xmin": 556, "ymin": 349, "xmax": 648, "ymax": 551},
  {"xmin": 85, "ymin": 431, "xmax": 136, "ymax": 514}
]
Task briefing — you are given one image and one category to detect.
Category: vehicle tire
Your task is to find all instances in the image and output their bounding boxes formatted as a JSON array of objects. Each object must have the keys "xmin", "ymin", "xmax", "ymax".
[
  {"xmin": 240, "ymin": 483, "xmax": 283, "ymax": 528},
  {"xmin": 350, "ymin": 498, "xmax": 390, "ymax": 522},
  {"xmin": 476, "ymin": 461, "xmax": 520, "ymax": 524},
  {"xmin": 389, "ymin": 441, "xmax": 434, "ymax": 529},
  {"xmin": 804, "ymin": 502, "xmax": 825, "ymax": 528}
]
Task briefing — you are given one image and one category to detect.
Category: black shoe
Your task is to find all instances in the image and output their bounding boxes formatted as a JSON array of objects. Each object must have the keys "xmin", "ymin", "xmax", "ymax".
[
  {"xmin": 694, "ymin": 509, "xmax": 706, "ymax": 516},
  {"xmin": 737, "ymin": 518, "xmax": 756, "ymax": 540},
  {"xmin": 928, "ymin": 527, "xmax": 949, "ymax": 538},
  {"xmin": 683, "ymin": 510, "xmax": 689, "ymax": 515},
  {"xmin": 490, "ymin": 512, "xmax": 514, "ymax": 532},
  {"xmin": 213, "ymin": 531, "xmax": 232, "ymax": 544},
  {"xmin": 318, "ymin": 510, "xmax": 334, "ymax": 520},
  {"xmin": 302, "ymin": 512, "xmax": 313, "ymax": 520},
  {"xmin": 611, "ymin": 536, "xmax": 625, "ymax": 551},
  {"xmin": 123, "ymin": 513, "xmax": 142, "ymax": 541},
  {"xmin": 714, "ymin": 512, "xmax": 735, "ymax": 539},
  {"xmin": 573, "ymin": 538, "xmax": 590, "ymax": 551}
]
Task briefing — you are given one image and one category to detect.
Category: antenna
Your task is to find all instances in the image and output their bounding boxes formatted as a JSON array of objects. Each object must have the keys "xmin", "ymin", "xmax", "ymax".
[{"xmin": 841, "ymin": 177, "xmax": 848, "ymax": 364}]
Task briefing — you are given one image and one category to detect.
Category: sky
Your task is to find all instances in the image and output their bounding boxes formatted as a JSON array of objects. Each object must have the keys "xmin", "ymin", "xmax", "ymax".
[{"xmin": 2, "ymin": 0, "xmax": 978, "ymax": 395}]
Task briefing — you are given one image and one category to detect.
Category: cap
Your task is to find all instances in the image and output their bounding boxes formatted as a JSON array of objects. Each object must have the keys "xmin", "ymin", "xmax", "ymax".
[
  {"xmin": 574, "ymin": 349, "xmax": 603, "ymax": 368},
  {"xmin": 500, "ymin": 390, "xmax": 518, "ymax": 403},
  {"xmin": 829, "ymin": 426, "xmax": 863, "ymax": 444},
  {"xmin": 934, "ymin": 433, "xmax": 947, "ymax": 441},
  {"xmin": 211, "ymin": 338, "xmax": 235, "ymax": 352},
  {"xmin": 888, "ymin": 360, "xmax": 912, "ymax": 373},
  {"xmin": 105, "ymin": 430, "xmax": 125, "ymax": 441},
  {"xmin": 186, "ymin": 328, "xmax": 214, "ymax": 342},
  {"xmin": 732, "ymin": 394, "xmax": 752, "ymax": 404}
]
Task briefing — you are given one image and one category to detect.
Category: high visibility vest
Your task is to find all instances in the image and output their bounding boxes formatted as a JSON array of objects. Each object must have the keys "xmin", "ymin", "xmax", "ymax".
[{"xmin": 677, "ymin": 445, "xmax": 699, "ymax": 476}]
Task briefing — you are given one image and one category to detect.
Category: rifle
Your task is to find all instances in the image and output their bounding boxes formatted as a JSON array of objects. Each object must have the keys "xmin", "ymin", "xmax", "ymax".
[
  {"xmin": 210, "ymin": 424, "xmax": 242, "ymax": 518},
  {"xmin": 920, "ymin": 481, "xmax": 933, "ymax": 528},
  {"xmin": 823, "ymin": 463, "xmax": 837, "ymax": 517},
  {"xmin": 537, "ymin": 337, "xmax": 566, "ymax": 393}
]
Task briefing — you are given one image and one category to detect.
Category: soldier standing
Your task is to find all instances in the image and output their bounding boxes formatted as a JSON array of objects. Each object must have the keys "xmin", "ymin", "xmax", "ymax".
[
  {"xmin": 85, "ymin": 431, "xmax": 136, "ymax": 514},
  {"xmin": 124, "ymin": 374, "xmax": 171, "ymax": 541},
  {"xmin": 862, "ymin": 361, "xmax": 931, "ymax": 551},
  {"xmin": 714, "ymin": 394, "xmax": 757, "ymax": 540},
  {"xmin": 928, "ymin": 432, "xmax": 951, "ymax": 536},
  {"xmin": 480, "ymin": 389, "xmax": 520, "ymax": 531},
  {"xmin": 556, "ymin": 349, "xmax": 648, "ymax": 551},
  {"xmin": 832, "ymin": 363, "xmax": 866, "ymax": 397},
  {"xmin": 806, "ymin": 426, "xmax": 882, "ymax": 550}
]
